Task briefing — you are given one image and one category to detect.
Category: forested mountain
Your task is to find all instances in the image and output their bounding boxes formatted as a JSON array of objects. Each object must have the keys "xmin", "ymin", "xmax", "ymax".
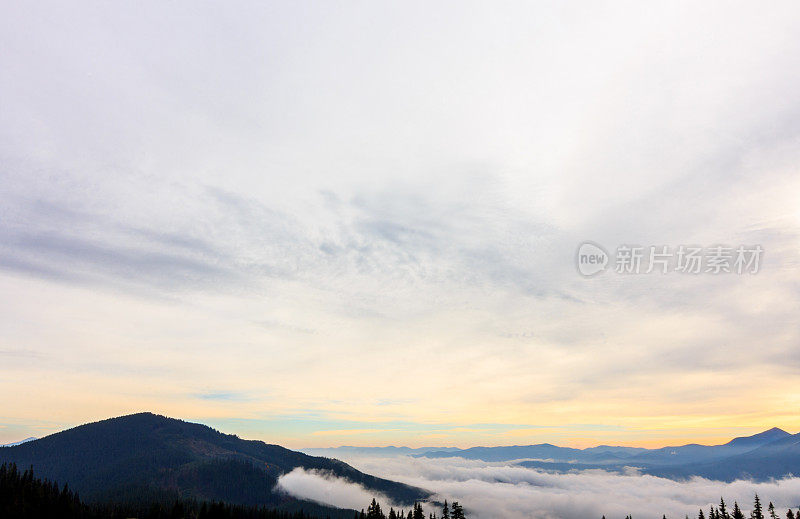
[
  {"xmin": 0, "ymin": 413, "xmax": 430, "ymax": 512},
  {"xmin": 0, "ymin": 462, "xmax": 447, "ymax": 519}
]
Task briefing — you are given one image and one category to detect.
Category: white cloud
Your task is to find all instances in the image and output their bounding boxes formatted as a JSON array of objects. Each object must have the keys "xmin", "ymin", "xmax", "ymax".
[
  {"xmin": 276, "ymin": 467, "xmax": 400, "ymax": 512},
  {"xmin": 278, "ymin": 455, "xmax": 800, "ymax": 519}
]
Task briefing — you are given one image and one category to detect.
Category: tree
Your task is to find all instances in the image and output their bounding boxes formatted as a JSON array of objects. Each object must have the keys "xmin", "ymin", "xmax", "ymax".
[
  {"xmin": 367, "ymin": 498, "xmax": 385, "ymax": 519},
  {"xmin": 768, "ymin": 503, "xmax": 777, "ymax": 519},
  {"xmin": 700, "ymin": 509, "xmax": 706, "ymax": 519},
  {"xmin": 733, "ymin": 502, "xmax": 745, "ymax": 519},
  {"xmin": 451, "ymin": 502, "xmax": 465, "ymax": 519},
  {"xmin": 442, "ymin": 500, "xmax": 450, "ymax": 519},
  {"xmin": 720, "ymin": 499, "xmax": 730, "ymax": 519},
  {"xmin": 753, "ymin": 495, "xmax": 764, "ymax": 519}
]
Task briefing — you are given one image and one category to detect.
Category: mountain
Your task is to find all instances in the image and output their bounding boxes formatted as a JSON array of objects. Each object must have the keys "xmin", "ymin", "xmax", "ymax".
[
  {"xmin": 302, "ymin": 446, "xmax": 462, "ymax": 458},
  {"xmin": 420, "ymin": 428, "xmax": 791, "ymax": 464},
  {"xmin": 421, "ymin": 444, "xmax": 589, "ymax": 462},
  {"xmin": 612, "ymin": 427, "xmax": 791, "ymax": 467},
  {"xmin": 0, "ymin": 413, "xmax": 430, "ymax": 514},
  {"xmin": 645, "ymin": 431, "xmax": 800, "ymax": 482},
  {"xmin": 418, "ymin": 443, "xmax": 652, "ymax": 464},
  {"xmin": 724, "ymin": 427, "xmax": 790, "ymax": 448},
  {"xmin": 420, "ymin": 428, "xmax": 799, "ymax": 482},
  {"xmin": 0, "ymin": 437, "xmax": 36, "ymax": 447}
]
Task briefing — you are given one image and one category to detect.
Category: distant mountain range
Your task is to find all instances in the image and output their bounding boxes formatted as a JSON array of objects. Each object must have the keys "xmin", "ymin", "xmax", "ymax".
[
  {"xmin": 0, "ymin": 413, "xmax": 430, "ymax": 516},
  {"xmin": 302, "ymin": 446, "xmax": 462, "ymax": 458},
  {"xmin": 417, "ymin": 427, "xmax": 800, "ymax": 481},
  {"xmin": 0, "ymin": 437, "xmax": 36, "ymax": 447}
]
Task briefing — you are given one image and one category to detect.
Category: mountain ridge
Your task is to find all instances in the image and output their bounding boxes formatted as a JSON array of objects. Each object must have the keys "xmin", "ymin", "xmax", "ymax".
[
  {"xmin": 0, "ymin": 412, "xmax": 430, "ymax": 514},
  {"xmin": 417, "ymin": 428, "xmax": 792, "ymax": 463}
]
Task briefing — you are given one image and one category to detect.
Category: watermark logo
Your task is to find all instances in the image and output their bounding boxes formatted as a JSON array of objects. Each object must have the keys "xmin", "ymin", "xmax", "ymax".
[
  {"xmin": 575, "ymin": 243, "xmax": 763, "ymax": 276},
  {"xmin": 576, "ymin": 241, "xmax": 609, "ymax": 277}
]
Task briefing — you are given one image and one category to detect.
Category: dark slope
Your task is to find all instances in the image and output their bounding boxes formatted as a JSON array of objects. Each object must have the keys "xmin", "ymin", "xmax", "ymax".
[{"xmin": 0, "ymin": 413, "xmax": 430, "ymax": 509}]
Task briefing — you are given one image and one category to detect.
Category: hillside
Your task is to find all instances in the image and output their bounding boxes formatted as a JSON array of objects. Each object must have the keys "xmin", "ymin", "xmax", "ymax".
[{"xmin": 0, "ymin": 413, "xmax": 430, "ymax": 512}]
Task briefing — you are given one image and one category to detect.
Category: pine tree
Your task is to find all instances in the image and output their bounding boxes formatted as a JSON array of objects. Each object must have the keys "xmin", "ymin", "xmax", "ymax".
[
  {"xmin": 733, "ymin": 502, "xmax": 745, "ymax": 519},
  {"xmin": 442, "ymin": 500, "xmax": 450, "ymax": 519},
  {"xmin": 367, "ymin": 498, "xmax": 385, "ymax": 519},
  {"xmin": 786, "ymin": 510, "xmax": 795, "ymax": 519},
  {"xmin": 720, "ymin": 499, "xmax": 730, "ymax": 519},
  {"xmin": 768, "ymin": 503, "xmax": 777, "ymax": 519},
  {"xmin": 753, "ymin": 495, "xmax": 764, "ymax": 519},
  {"xmin": 700, "ymin": 509, "xmax": 706, "ymax": 519},
  {"xmin": 451, "ymin": 502, "xmax": 465, "ymax": 519}
]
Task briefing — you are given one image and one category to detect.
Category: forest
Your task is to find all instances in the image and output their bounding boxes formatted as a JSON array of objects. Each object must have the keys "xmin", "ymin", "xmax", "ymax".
[
  {"xmin": 0, "ymin": 462, "xmax": 461, "ymax": 519},
  {"xmin": 5, "ymin": 461, "xmax": 795, "ymax": 519}
]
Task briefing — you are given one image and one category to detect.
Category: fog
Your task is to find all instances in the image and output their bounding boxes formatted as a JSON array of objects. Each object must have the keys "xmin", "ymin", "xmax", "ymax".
[{"xmin": 278, "ymin": 455, "xmax": 800, "ymax": 519}]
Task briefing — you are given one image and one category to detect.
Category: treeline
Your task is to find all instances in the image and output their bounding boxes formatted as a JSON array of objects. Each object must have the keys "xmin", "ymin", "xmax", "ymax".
[
  {"xmin": 0, "ymin": 462, "xmax": 329, "ymax": 519},
  {"xmin": 697, "ymin": 494, "xmax": 795, "ymax": 519},
  {"xmin": 609, "ymin": 494, "xmax": 798, "ymax": 519},
  {"xmin": 354, "ymin": 498, "xmax": 467, "ymax": 519}
]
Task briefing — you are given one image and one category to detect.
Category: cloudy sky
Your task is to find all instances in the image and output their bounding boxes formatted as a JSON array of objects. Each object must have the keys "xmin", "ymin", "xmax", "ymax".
[{"xmin": 1, "ymin": 1, "xmax": 799, "ymax": 448}]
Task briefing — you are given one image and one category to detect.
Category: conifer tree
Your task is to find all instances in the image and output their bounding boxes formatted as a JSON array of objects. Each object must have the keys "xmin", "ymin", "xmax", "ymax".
[
  {"xmin": 768, "ymin": 503, "xmax": 777, "ymax": 519},
  {"xmin": 733, "ymin": 502, "xmax": 745, "ymax": 519},
  {"xmin": 451, "ymin": 502, "xmax": 465, "ymax": 519},
  {"xmin": 753, "ymin": 494, "xmax": 764, "ymax": 519},
  {"xmin": 442, "ymin": 500, "xmax": 450, "ymax": 519}
]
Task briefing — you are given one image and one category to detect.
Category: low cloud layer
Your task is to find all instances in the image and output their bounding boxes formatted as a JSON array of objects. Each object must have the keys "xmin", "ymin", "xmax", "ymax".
[
  {"xmin": 278, "ymin": 455, "xmax": 800, "ymax": 519},
  {"xmin": 276, "ymin": 467, "xmax": 399, "ymax": 512}
]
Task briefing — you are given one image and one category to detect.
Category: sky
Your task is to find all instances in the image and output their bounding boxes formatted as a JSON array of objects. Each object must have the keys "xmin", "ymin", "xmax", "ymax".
[{"xmin": 1, "ymin": 1, "xmax": 800, "ymax": 449}]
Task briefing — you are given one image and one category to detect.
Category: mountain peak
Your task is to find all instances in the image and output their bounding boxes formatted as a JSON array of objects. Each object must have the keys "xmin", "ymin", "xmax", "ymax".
[
  {"xmin": 0, "ymin": 413, "xmax": 430, "ymax": 510},
  {"xmin": 724, "ymin": 427, "xmax": 790, "ymax": 447}
]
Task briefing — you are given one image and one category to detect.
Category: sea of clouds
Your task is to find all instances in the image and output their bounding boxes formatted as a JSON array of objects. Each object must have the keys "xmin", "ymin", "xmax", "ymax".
[{"xmin": 277, "ymin": 455, "xmax": 800, "ymax": 519}]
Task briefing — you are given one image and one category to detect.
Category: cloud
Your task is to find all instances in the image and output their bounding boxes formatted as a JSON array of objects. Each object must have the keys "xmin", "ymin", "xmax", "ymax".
[
  {"xmin": 2, "ymin": 0, "xmax": 800, "ymax": 443},
  {"xmin": 276, "ymin": 467, "xmax": 399, "ymax": 512},
  {"xmin": 193, "ymin": 392, "xmax": 251, "ymax": 402},
  {"xmin": 280, "ymin": 455, "xmax": 800, "ymax": 519}
]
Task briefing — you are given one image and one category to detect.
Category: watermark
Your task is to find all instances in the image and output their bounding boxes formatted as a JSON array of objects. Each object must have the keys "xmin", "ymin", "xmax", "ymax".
[{"xmin": 576, "ymin": 242, "xmax": 763, "ymax": 277}]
